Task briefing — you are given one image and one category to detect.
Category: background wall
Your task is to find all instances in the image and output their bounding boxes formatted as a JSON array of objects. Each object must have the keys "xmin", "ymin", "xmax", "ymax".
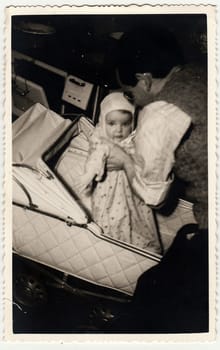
[{"xmin": 12, "ymin": 14, "xmax": 207, "ymax": 117}]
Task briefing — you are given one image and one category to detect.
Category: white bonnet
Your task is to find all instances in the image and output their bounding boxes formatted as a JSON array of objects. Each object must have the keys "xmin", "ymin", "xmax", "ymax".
[{"xmin": 100, "ymin": 92, "xmax": 135, "ymax": 121}]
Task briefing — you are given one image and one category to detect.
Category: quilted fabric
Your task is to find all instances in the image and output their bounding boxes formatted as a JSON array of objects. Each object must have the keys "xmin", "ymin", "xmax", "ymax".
[{"xmin": 13, "ymin": 205, "xmax": 159, "ymax": 295}]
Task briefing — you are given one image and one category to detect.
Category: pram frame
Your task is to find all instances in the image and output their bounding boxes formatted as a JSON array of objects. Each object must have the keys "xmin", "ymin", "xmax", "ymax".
[
  {"xmin": 13, "ymin": 251, "xmax": 132, "ymax": 305},
  {"xmin": 13, "ymin": 112, "xmax": 163, "ymax": 259},
  {"xmin": 12, "ymin": 106, "xmax": 194, "ymax": 302}
]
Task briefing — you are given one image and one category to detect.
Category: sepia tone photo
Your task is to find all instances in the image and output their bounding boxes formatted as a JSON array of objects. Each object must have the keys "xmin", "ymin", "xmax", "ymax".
[{"xmin": 3, "ymin": 4, "xmax": 216, "ymax": 342}]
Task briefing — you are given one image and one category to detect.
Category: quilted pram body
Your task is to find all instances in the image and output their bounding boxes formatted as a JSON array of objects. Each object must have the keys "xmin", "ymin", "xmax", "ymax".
[{"xmin": 13, "ymin": 104, "xmax": 196, "ymax": 296}]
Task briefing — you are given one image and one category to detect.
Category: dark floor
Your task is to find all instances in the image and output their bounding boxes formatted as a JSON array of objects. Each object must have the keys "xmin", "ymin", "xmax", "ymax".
[{"xmin": 13, "ymin": 288, "xmax": 208, "ymax": 334}]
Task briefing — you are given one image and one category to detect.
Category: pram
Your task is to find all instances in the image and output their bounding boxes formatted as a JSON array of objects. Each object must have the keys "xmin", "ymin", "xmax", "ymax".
[{"xmin": 13, "ymin": 103, "xmax": 196, "ymax": 307}]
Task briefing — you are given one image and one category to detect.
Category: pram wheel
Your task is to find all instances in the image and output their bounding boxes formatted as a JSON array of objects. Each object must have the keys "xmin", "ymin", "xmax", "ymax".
[
  {"xmin": 87, "ymin": 301, "xmax": 129, "ymax": 330},
  {"xmin": 14, "ymin": 272, "xmax": 48, "ymax": 308},
  {"xmin": 89, "ymin": 304, "xmax": 115, "ymax": 324}
]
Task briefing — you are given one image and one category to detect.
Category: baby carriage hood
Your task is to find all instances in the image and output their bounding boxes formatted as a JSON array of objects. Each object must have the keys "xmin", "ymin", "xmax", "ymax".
[
  {"xmin": 13, "ymin": 103, "xmax": 71, "ymax": 166},
  {"xmin": 13, "ymin": 103, "xmax": 88, "ymax": 225}
]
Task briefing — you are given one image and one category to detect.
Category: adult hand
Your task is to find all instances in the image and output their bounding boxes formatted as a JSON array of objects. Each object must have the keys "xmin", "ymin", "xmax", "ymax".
[
  {"xmin": 105, "ymin": 142, "xmax": 135, "ymax": 185},
  {"xmin": 106, "ymin": 143, "xmax": 129, "ymax": 171}
]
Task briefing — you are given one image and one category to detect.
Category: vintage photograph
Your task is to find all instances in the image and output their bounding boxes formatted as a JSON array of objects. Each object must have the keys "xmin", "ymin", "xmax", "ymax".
[{"xmin": 4, "ymin": 4, "xmax": 216, "ymax": 340}]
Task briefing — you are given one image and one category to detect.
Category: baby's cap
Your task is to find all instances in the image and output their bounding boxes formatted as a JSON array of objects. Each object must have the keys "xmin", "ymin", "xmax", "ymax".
[{"xmin": 100, "ymin": 92, "xmax": 135, "ymax": 121}]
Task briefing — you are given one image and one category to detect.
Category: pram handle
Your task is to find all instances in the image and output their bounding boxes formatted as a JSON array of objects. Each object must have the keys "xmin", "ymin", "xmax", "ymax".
[
  {"xmin": 13, "ymin": 175, "xmax": 38, "ymax": 210},
  {"xmin": 12, "ymin": 163, "xmax": 53, "ymax": 210},
  {"xmin": 13, "ymin": 163, "xmax": 54, "ymax": 179}
]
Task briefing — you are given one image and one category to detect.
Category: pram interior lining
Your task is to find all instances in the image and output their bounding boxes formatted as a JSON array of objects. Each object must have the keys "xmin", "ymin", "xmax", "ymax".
[{"xmin": 13, "ymin": 104, "xmax": 196, "ymax": 296}]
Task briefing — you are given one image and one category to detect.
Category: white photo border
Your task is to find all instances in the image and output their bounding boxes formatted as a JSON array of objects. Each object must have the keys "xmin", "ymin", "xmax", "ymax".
[{"xmin": 2, "ymin": 2, "xmax": 218, "ymax": 344}]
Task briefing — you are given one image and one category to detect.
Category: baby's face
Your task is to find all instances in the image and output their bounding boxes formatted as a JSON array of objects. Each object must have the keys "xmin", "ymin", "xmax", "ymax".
[{"xmin": 105, "ymin": 110, "xmax": 133, "ymax": 142}]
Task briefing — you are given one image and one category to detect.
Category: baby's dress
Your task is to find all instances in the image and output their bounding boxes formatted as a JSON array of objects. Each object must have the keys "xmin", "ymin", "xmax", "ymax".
[{"xmin": 91, "ymin": 136, "xmax": 161, "ymax": 253}]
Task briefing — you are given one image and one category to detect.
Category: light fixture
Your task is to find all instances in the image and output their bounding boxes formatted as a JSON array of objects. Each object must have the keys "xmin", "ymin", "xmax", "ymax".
[{"xmin": 14, "ymin": 21, "xmax": 56, "ymax": 35}]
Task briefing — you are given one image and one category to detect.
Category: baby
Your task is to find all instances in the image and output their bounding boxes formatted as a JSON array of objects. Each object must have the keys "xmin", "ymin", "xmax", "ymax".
[
  {"xmin": 80, "ymin": 93, "xmax": 135, "ymax": 191},
  {"xmin": 81, "ymin": 92, "xmax": 161, "ymax": 253}
]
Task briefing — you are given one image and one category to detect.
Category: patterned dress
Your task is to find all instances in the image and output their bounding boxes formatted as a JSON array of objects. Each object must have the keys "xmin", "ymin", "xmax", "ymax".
[{"xmin": 91, "ymin": 139, "xmax": 161, "ymax": 253}]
